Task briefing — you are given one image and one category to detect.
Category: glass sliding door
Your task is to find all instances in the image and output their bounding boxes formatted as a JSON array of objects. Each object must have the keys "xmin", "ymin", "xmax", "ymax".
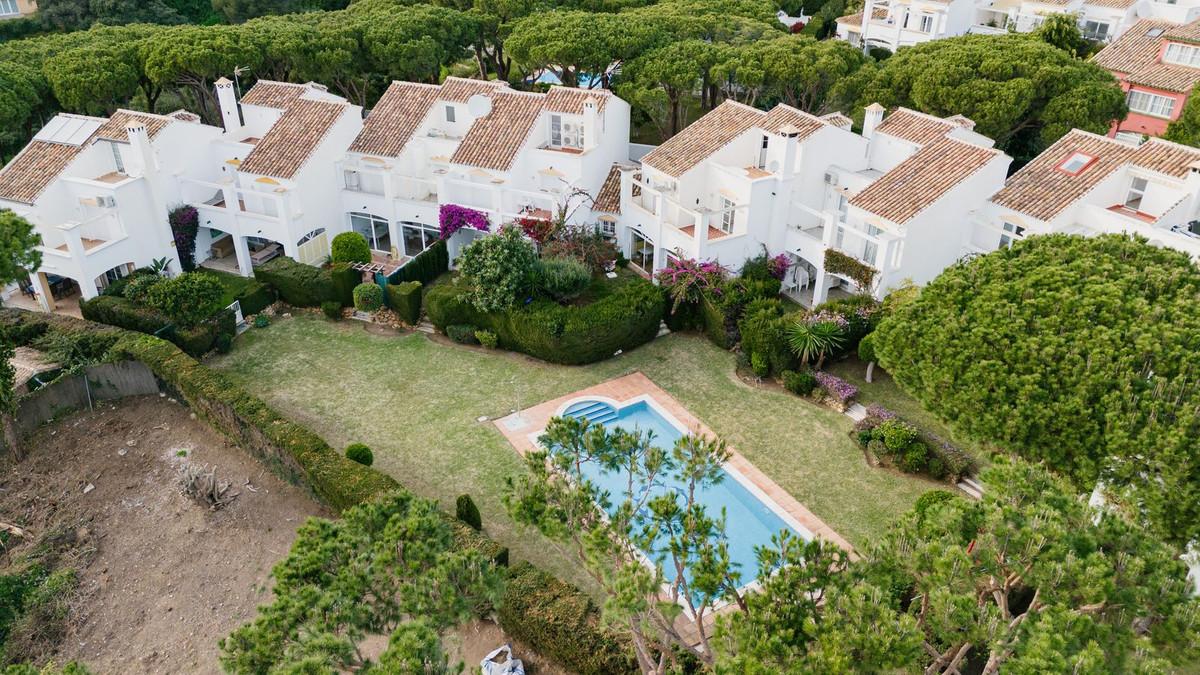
[
  {"xmin": 399, "ymin": 221, "xmax": 441, "ymax": 258},
  {"xmin": 349, "ymin": 212, "xmax": 390, "ymax": 253},
  {"xmin": 630, "ymin": 230, "xmax": 655, "ymax": 272}
]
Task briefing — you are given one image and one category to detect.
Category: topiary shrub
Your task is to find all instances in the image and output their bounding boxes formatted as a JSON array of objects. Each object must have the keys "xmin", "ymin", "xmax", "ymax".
[
  {"xmin": 329, "ymin": 263, "xmax": 359, "ymax": 307},
  {"xmin": 475, "ymin": 329, "xmax": 498, "ymax": 348},
  {"xmin": 352, "ymin": 283, "xmax": 383, "ymax": 312},
  {"xmin": 331, "ymin": 231, "xmax": 371, "ymax": 264},
  {"xmin": 321, "ymin": 300, "xmax": 342, "ymax": 320},
  {"xmin": 146, "ymin": 273, "xmax": 225, "ymax": 328},
  {"xmin": 385, "ymin": 281, "xmax": 422, "ymax": 325},
  {"xmin": 537, "ymin": 257, "xmax": 592, "ymax": 302},
  {"xmin": 781, "ymin": 370, "xmax": 817, "ymax": 396},
  {"xmin": 345, "ymin": 443, "xmax": 374, "ymax": 467},
  {"xmin": 456, "ymin": 494, "xmax": 482, "ymax": 531},
  {"xmin": 447, "ymin": 324, "xmax": 479, "ymax": 344},
  {"xmin": 254, "ymin": 257, "xmax": 337, "ymax": 307}
]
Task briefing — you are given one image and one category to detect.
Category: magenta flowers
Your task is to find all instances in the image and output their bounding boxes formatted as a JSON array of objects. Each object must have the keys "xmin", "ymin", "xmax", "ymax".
[{"xmin": 439, "ymin": 204, "xmax": 490, "ymax": 240}]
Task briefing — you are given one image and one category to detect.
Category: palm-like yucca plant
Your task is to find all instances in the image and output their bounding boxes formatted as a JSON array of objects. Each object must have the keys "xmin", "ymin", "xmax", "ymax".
[{"xmin": 786, "ymin": 318, "xmax": 845, "ymax": 369}]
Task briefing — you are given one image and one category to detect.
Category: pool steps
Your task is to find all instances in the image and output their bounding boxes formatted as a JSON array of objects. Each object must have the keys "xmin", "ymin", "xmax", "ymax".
[{"xmin": 562, "ymin": 400, "xmax": 619, "ymax": 426}]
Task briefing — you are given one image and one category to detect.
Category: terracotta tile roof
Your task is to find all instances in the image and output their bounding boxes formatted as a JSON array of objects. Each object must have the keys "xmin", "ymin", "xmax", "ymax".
[
  {"xmin": 850, "ymin": 138, "xmax": 1001, "ymax": 224},
  {"xmin": 641, "ymin": 101, "xmax": 827, "ymax": 178},
  {"xmin": 93, "ymin": 110, "xmax": 173, "ymax": 143},
  {"xmin": 240, "ymin": 80, "xmax": 307, "ymax": 109},
  {"xmin": 821, "ymin": 112, "xmax": 853, "ymax": 129},
  {"xmin": 1086, "ymin": 0, "xmax": 1137, "ymax": 9},
  {"xmin": 990, "ymin": 130, "xmax": 1200, "ymax": 221},
  {"xmin": 1126, "ymin": 63, "xmax": 1200, "ymax": 93},
  {"xmin": 1165, "ymin": 17, "xmax": 1200, "ymax": 44},
  {"xmin": 438, "ymin": 76, "xmax": 508, "ymax": 103},
  {"xmin": 0, "ymin": 140, "xmax": 87, "ymax": 205},
  {"xmin": 544, "ymin": 86, "xmax": 611, "ymax": 114},
  {"xmin": 451, "ymin": 91, "xmax": 545, "ymax": 171},
  {"xmin": 593, "ymin": 164, "xmax": 622, "ymax": 213},
  {"xmin": 240, "ymin": 98, "xmax": 347, "ymax": 179},
  {"xmin": 167, "ymin": 109, "xmax": 201, "ymax": 123},
  {"xmin": 1093, "ymin": 19, "xmax": 1176, "ymax": 74},
  {"xmin": 875, "ymin": 108, "xmax": 956, "ymax": 145},
  {"xmin": 349, "ymin": 81, "xmax": 440, "ymax": 158},
  {"xmin": 835, "ymin": 7, "xmax": 886, "ymax": 25}
]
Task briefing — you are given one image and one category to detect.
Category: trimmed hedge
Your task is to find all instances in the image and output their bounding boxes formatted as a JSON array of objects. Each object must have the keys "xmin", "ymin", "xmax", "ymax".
[
  {"xmin": 353, "ymin": 283, "xmax": 383, "ymax": 312},
  {"xmin": 329, "ymin": 263, "xmax": 359, "ymax": 307},
  {"xmin": 426, "ymin": 277, "xmax": 665, "ymax": 365},
  {"xmin": 499, "ymin": 563, "xmax": 637, "ymax": 675},
  {"xmin": 253, "ymin": 256, "xmax": 336, "ymax": 307},
  {"xmin": 385, "ymin": 281, "xmax": 422, "ymax": 325},
  {"xmin": 79, "ymin": 295, "xmax": 227, "ymax": 357},
  {"xmin": 195, "ymin": 269, "xmax": 276, "ymax": 316},
  {"xmin": 389, "ymin": 240, "xmax": 448, "ymax": 285}
]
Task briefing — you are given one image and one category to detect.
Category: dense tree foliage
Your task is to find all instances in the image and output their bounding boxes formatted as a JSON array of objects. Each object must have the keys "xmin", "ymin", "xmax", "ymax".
[
  {"xmin": 873, "ymin": 234, "xmax": 1200, "ymax": 544},
  {"xmin": 0, "ymin": 210, "xmax": 41, "ymax": 288},
  {"xmin": 1165, "ymin": 82, "xmax": 1200, "ymax": 147},
  {"xmin": 220, "ymin": 491, "xmax": 503, "ymax": 673},
  {"xmin": 858, "ymin": 34, "xmax": 1126, "ymax": 160},
  {"xmin": 717, "ymin": 459, "xmax": 1200, "ymax": 673}
]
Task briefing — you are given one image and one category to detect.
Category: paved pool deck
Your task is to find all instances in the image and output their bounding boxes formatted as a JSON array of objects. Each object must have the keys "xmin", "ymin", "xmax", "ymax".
[{"xmin": 493, "ymin": 371, "xmax": 855, "ymax": 556}]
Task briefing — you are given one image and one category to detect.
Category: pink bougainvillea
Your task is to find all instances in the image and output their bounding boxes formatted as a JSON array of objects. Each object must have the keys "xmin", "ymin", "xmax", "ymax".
[
  {"xmin": 654, "ymin": 257, "xmax": 727, "ymax": 310},
  {"xmin": 439, "ymin": 204, "xmax": 490, "ymax": 240},
  {"xmin": 767, "ymin": 253, "xmax": 791, "ymax": 281}
]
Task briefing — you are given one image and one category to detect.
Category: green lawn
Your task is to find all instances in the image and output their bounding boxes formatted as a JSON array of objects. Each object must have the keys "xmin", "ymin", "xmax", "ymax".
[
  {"xmin": 211, "ymin": 316, "xmax": 936, "ymax": 589},
  {"xmin": 826, "ymin": 357, "xmax": 991, "ymax": 464}
]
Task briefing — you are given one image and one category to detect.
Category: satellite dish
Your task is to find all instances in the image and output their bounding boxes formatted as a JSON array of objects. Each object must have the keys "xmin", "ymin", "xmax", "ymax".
[{"xmin": 467, "ymin": 94, "xmax": 493, "ymax": 118}]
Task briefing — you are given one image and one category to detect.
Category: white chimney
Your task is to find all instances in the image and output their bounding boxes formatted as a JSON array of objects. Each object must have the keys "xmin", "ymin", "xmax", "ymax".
[
  {"xmin": 125, "ymin": 123, "xmax": 157, "ymax": 177},
  {"xmin": 583, "ymin": 98, "xmax": 599, "ymax": 151},
  {"xmin": 863, "ymin": 103, "xmax": 885, "ymax": 141},
  {"xmin": 215, "ymin": 77, "xmax": 241, "ymax": 134},
  {"xmin": 778, "ymin": 124, "xmax": 801, "ymax": 176}
]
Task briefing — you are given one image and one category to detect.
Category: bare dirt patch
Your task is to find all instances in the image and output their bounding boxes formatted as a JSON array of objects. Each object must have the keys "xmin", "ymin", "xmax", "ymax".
[{"xmin": 1, "ymin": 395, "xmax": 327, "ymax": 674}]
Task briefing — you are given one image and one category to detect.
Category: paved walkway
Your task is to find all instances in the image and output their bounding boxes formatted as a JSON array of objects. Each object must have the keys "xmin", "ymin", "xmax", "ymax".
[{"xmin": 493, "ymin": 372, "xmax": 855, "ymax": 555}]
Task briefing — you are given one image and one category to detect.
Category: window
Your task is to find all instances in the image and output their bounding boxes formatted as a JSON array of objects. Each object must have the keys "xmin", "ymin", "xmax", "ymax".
[
  {"xmin": 720, "ymin": 197, "xmax": 736, "ymax": 233},
  {"xmin": 1127, "ymin": 90, "xmax": 1176, "ymax": 118},
  {"xmin": 349, "ymin": 212, "xmax": 390, "ymax": 252},
  {"xmin": 836, "ymin": 193, "xmax": 849, "ymax": 222},
  {"xmin": 1058, "ymin": 151, "xmax": 1097, "ymax": 175},
  {"xmin": 445, "ymin": 105, "xmax": 456, "ymax": 123},
  {"xmin": 919, "ymin": 14, "xmax": 934, "ymax": 32},
  {"xmin": 400, "ymin": 221, "xmax": 440, "ymax": 258},
  {"xmin": 297, "ymin": 228, "xmax": 326, "ymax": 246},
  {"xmin": 1080, "ymin": 20, "xmax": 1110, "ymax": 41},
  {"xmin": 999, "ymin": 220, "xmax": 1024, "ymax": 248},
  {"xmin": 1125, "ymin": 176, "xmax": 1148, "ymax": 211},
  {"xmin": 758, "ymin": 134, "xmax": 769, "ymax": 169},
  {"xmin": 862, "ymin": 224, "xmax": 880, "ymax": 266},
  {"xmin": 0, "ymin": 0, "xmax": 17, "ymax": 16},
  {"xmin": 110, "ymin": 142, "xmax": 125, "ymax": 174},
  {"xmin": 630, "ymin": 230, "xmax": 654, "ymax": 271},
  {"xmin": 1115, "ymin": 131, "xmax": 1145, "ymax": 145},
  {"xmin": 1164, "ymin": 42, "xmax": 1200, "ymax": 67},
  {"xmin": 596, "ymin": 219, "xmax": 616, "ymax": 239}
]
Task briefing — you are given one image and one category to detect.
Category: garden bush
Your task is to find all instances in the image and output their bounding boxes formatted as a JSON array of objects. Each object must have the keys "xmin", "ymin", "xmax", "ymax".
[
  {"xmin": 385, "ymin": 281, "xmax": 422, "ymax": 325},
  {"xmin": 457, "ymin": 225, "xmax": 537, "ymax": 312},
  {"xmin": 345, "ymin": 443, "xmax": 374, "ymax": 467},
  {"xmin": 123, "ymin": 273, "xmax": 164, "ymax": 304},
  {"xmin": 254, "ymin": 315, "xmax": 270, "ymax": 328},
  {"xmin": 475, "ymin": 329, "xmax": 498, "ymax": 348},
  {"xmin": 389, "ymin": 240, "xmax": 448, "ymax": 285},
  {"xmin": 321, "ymin": 300, "xmax": 342, "ymax": 320},
  {"xmin": 214, "ymin": 332, "xmax": 233, "ymax": 354},
  {"xmin": 254, "ymin": 257, "xmax": 337, "ymax": 307},
  {"xmin": 855, "ymin": 410, "xmax": 976, "ymax": 482},
  {"xmin": 330, "ymin": 231, "xmax": 371, "ymax": 264},
  {"xmin": 812, "ymin": 294, "xmax": 880, "ymax": 351},
  {"xmin": 537, "ymin": 257, "xmax": 591, "ymax": 302},
  {"xmin": 329, "ymin": 263, "xmax": 359, "ymax": 307},
  {"xmin": 352, "ymin": 283, "xmax": 383, "ymax": 312},
  {"xmin": 446, "ymin": 324, "xmax": 479, "ymax": 344},
  {"xmin": 814, "ymin": 371, "xmax": 857, "ymax": 408},
  {"xmin": 456, "ymin": 494, "xmax": 482, "ymax": 531},
  {"xmin": 79, "ymin": 295, "xmax": 222, "ymax": 357},
  {"xmin": 540, "ymin": 225, "xmax": 619, "ymax": 273},
  {"xmin": 195, "ymin": 269, "xmax": 276, "ymax": 316},
  {"xmin": 146, "ymin": 273, "xmax": 224, "ymax": 328},
  {"xmin": 700, "ymin": 277, "xmax": 779, "ymax": 349},
  {"xmin": 750, "ymin": 352, "xmax": 769, "ymax": 377},
  {"xmin": 738, "ymin": 299, "xmax": 796, "ymax": 376},
  {"xmin": 782, "ymin": 369, "xmax": 817, "ymax": 396},
  {"xmin": 426, "ymin": 276, "xmax": 665, "ymax": 365},
  {"xmin": 498, "ymin": 562, "xmax": 637, "ymax": 675}
]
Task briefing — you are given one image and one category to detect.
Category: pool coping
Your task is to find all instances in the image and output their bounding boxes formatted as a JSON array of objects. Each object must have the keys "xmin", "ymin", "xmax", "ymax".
[{"xmin": 493, "ymin": 372, "xmax": 856, "ymax": 558}]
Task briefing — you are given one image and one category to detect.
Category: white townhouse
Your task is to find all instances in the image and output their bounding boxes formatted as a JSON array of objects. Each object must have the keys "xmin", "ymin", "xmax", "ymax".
[
  {"xmin": 835, "ymin": 0, "xmax": 1200, "ymax": 50},
  {"xmin": 0, "ymin": 109, "xmax": 224, "ymax": 310},
  {"xmin": 336, "ymin": 77, "xmax": 631, "ymax": 269},
  {"xmin": 610, "ymin": 101, "xmax": 1011, "ymax": 305},
  {"xmin": 975, "ymin": 129, "xmax": 1200, "ymax": 258},
  {"xmin": 179, "ymin": 79, "xmax": 364, "ymax": 275}
]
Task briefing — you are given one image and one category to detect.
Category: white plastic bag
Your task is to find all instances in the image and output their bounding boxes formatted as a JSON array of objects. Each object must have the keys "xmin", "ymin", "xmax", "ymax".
[{"xmin": 480, "ymin": 644, "xmax": 525, "ymax": 675}]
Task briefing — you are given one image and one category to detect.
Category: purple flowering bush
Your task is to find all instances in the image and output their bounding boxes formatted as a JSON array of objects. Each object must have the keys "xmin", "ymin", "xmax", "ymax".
[
  {"xmin": 814, "ymin": 371, "xmax": 857, "ymax": 407},
  {"xmin": 168, "ymin": 205, "xmax": 200, "ymax": 272},
  {"xmin": 655, "ymin": 257, "xmax": 727, "ymax": 311},
  {"xmin": 767, "ymin": 253, "xmax": 791, "ymax": 280},
  {"xmin": 439, "ymin": 204, "xmax": 490, "ymax": 240}
]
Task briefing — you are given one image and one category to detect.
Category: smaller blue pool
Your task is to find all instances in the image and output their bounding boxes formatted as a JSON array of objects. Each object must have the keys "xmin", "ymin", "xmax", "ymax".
[{"xmin": 558, "ymin": 398, "xmax": 806, "ymax": 591}]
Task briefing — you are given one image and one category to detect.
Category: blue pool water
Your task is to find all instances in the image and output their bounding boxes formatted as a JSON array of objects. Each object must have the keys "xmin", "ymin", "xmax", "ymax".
[{"xmin": 559, "ymin": 398, "xmax": 804, "ymax": 591}]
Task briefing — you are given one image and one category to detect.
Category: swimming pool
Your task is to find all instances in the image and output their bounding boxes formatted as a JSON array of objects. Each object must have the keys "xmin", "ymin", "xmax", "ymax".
[{"xmin": 555, "ymin": 396, "xmax": 809, "ymax": 593}]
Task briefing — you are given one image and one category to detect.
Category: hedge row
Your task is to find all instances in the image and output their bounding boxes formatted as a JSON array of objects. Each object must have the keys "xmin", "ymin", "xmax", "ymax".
[
  {"xmin": 385, "ymin": 281, "xmax": 422, "ymax": 325},
  {"xmin": 499, "ymin": 562, "xmax": 637, "ymax": 675},
  {"xmin": 0, "ymin": 309, "xmax": 621, "ymax": 668},
  {"xmin": 78, "ymin": 295, "xmax": 230, "ymax": 357},
  {"xmin": 253, "ymin": 256, "xmax": 337, "ymax": 307},
  {"xmin": 389, "ymin": 239, "xmax": 448, "ymax": 285},
  {"xmin": 194, "ymin": 269, "xmax": 277, "ymax": 316},
  {"xmin": 425, "ymin": 277, "xmax": 665, "ymax": 365}
]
